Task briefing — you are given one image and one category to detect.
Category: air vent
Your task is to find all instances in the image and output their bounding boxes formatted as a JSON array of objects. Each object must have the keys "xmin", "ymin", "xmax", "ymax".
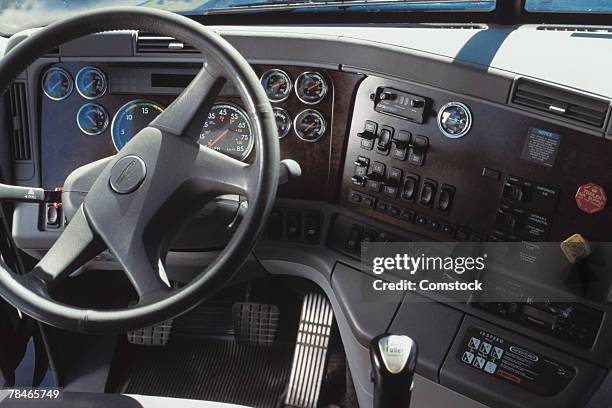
[
  {"xmin": 7, "ymin": 82, "xmax": 31, "ymax": 161},
  {"xmin": 536, "ymin": 25, "xmax": 612, "ymax": 33},
  {"xmin": 136, "ymin": 32, "xmax": 199, "ymax": 54},
  {"xmin": 511, "ymin": 79, "xmax": 609, "ymax": 128}
]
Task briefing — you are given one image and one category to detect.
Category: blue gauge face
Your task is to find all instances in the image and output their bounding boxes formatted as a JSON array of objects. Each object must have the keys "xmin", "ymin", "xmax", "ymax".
[
  {"xmin": 77, "ymin": 103, "xmax": 108, "ymax": 136},
  {"xmin": 42, "ymin": 67, "xmax": 73, "ymax": 100},
  {"xmin": 111, "ymin": 100, "xmax": 165, "ymax": 151},
  {"xmin": 76, "ymin": 66, "xmax": 107, "ymax": 99}
]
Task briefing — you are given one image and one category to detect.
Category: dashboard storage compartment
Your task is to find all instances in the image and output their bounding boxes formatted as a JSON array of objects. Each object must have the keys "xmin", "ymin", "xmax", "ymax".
[
  {"xmin": 387, "ymin": 294, "xmax": 464, "ymax": 382},
  {"xmin": 441, "ymin": 316, "xmax": 605, "ymax": 408}
]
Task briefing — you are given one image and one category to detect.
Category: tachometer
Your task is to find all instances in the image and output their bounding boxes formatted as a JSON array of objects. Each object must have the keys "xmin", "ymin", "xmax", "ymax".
[
  {"xmin": 260, "ymin": 69, "xmax": 292, "ymax": 102},
  {"xmin": 294, "ymin": 109, "xmax": 326, "ymax": 142},
  {"xmin": 76, "ymin": 66, "xmax": 107, "ymax": 99},
  {"xmin": 42, "ymin": 67, "xmax": 73, "ymax": 101},
  {"xmin": 199, "ymin": 103, "xmax": 253, "ymax": 161},
  {"xmin": 77, "ymin": 103, "xmax": 108, "ymax": 135},
  {"xmin": 295, "ymin": 72, "xmax": 328, "ymax": 105},
  {"xmin": 111, "ymin": 100, "xmax": 165, "ymax": 151}
]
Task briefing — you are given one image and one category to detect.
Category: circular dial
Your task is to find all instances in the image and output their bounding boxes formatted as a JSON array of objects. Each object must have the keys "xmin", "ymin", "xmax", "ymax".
[
  {"xmin": 260, "ymin": 69, "xmax": 292, "ymax": 102},
  {"xmin": 77, "ymin": 103, "xmax": 108, "ymax": 135},
  {"xmin": 199, "ymin": 103, "xmax": 254, "ymax": 161},
  {"xmin": 273, "ymin": 107, "xmax": 292, "ymax": 139},
  {"xmin": 42, "ymin": 67, "xmax": 73, "ymax": 100},
  {"xmin": 437, "ymin": 102, "xmax": 472, "ymax": 138},
  {"xmin": 293, "ymin": 109, "xmax": 326, "ymax": 142},
  {"xmin": 295, "ymin": 72, "xmax": 328, "ymax": 105},
  {"xmin": 111, "ymin": 100, "xmax": 165, "ymax": 151},
  {"xmin": 76, "ymin": 66, "xmax": 107, "ymax": 99}
]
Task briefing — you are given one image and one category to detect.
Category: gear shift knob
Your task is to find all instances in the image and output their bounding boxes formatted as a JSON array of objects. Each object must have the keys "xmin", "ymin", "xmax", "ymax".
[{"xmin": 370, "ymin": 334, "xmax": 418, "ymax": 408}]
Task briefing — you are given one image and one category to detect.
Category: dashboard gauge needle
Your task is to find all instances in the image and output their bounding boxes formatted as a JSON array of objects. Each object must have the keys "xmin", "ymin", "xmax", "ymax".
[
  {"xmin": 271, "ymin": 81, "xmax": 286, "ymax": 89},
  {"xmin": 303, "ymin": 122, "xmax": 316, "ymax": 134},
  {"xmin": 207, "ymin": 129, "xmax": 230, "ymax": 148},
  {"xmin": 86, "ymin": 79, "xmax": 96, "ymax": 90},
  {"xmin": 307, "ymin": 81, "xmax": 321, "ymax": 91},
  {"xmin": 49, "ymin": 80, "xmax": 61, "ymax": 91}
]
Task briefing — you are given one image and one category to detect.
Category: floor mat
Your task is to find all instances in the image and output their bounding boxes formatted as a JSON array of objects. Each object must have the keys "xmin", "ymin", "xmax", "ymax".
[{"xmin": 121, "ymin": 337, "xmax": 294, "ymax": 408}]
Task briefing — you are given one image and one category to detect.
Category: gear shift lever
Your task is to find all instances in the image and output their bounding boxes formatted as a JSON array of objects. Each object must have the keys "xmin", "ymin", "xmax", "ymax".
[{"xmin": 370, "ymin": 334, "xmax": 418, "ymax": 408}]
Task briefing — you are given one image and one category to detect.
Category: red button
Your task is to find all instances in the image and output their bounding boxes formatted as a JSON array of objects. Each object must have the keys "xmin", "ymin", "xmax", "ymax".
[{"xmin": 575, "ymin": 183, "xmax": 607, "ymax": 214}]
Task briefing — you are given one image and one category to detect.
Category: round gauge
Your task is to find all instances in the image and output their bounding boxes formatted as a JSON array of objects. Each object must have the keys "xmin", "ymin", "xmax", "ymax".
[
  {"xmin": 273, "ymin": 107, "xmax": 292, "ymax": 139},
  {"xmin": 437, "ymin": 102, "xmax": 472, "ymax": 139},
  {"xmin": 77, "ymin": 103, "xmax": 108, "ymax": 135},
  {"xmin": 111, "ymin": 100, "xmax": 165, "ymax": 151},
  {"xmin": 199, "ymin": 103, "xmax": 254, "ymax": 161},
  {"xmin": 76, "ymin": 66, "xmax": 107, "ymax": 99},
  {"xmin": 42, "ymin": 67, "xmax": 73, "ymax": 101},
  {"xmin": 293, "ymin": 109, "xmax": 326, "ymax": 142},
  {"xmin": 295, "ymin": 72, "xmax": 328, "ymax": 105},
  {"xmin": 260, "ymin": 69, "xmax": 292, "ymax": 102}
]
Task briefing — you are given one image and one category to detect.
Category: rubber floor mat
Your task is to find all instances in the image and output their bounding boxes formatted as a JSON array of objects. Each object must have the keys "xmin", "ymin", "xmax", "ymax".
[{"xmin": 121, "ymin": 337, "xmax": 293, "ymax": 408}]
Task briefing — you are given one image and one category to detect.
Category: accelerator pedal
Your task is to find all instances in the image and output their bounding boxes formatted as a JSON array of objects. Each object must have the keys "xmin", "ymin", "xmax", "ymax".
[
  {"xmin": 284, "ymin": 293, "xmax": 335, "ymax": 408},
  {"xmin": 233, "ymin": 302, "xmax": 280, "ymax": 347},
  {"xmin": 127, "ymin": 319, "xmax": 173, "ymax": 346}
]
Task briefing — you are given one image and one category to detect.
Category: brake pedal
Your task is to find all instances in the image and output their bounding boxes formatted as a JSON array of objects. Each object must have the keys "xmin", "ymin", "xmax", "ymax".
[
  {"xmin": 284, "ymin": 293, "xmax": 335, "ymax": 408},
  {"xmin": 233, "ymin": 302, "xmax": 280, "ymax": 347},
  {"xmin": 127, "ymin": 319, "xmax": 173, "ymax": 346}
]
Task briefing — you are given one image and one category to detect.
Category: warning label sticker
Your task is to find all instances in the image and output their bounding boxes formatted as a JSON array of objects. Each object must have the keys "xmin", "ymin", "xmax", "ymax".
[
  {"xmin": 458, "ymin": 328, "xmax": 574, "ymax": 397},
  {"xmin": 521, "ymin": 128, "xmax": 562, "ymax": 167}
]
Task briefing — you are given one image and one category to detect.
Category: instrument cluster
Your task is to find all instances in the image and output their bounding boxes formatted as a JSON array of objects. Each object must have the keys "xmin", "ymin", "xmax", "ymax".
[
  {"xmin": 41, "ymin": 65, "xmax": 331, "ymax": 163},
  {"xmin": 42, "ymin": 65, "xmax": 256, "ymax": 162}
]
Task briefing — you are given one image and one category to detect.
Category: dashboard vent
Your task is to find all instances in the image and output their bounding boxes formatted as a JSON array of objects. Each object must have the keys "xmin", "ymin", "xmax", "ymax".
[
  {"xmin": 7, "ymin": 82, "xmax": 31, "ymax": 161},
  {"xmin": 136, "ymin": 32, "xmax": 199, "ymax": 54},
  {"xmin": 511, "ymin": 79, "xmax": 609, "ymax": 128},
  {"xmin": 536, "ymin": 25, "xmax": 612, "ymax": 33}
]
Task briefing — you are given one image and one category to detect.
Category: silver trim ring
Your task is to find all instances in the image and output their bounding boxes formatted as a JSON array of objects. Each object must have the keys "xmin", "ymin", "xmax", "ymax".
[
  {"xmin": 295, "ymin": 71, "xmax": 328, "ymax": 105},
  {"xmin": 75, "ymin": 66, "xmax": 108, "ymax": 100},
  {"xmin": 76, "ymin": 103, "xmax": 109, "ymax": 136},
  {"xmin": 42, "ymin": 67, "xmax": 73, "ymax": 101},
  {"xmin": 273, "ymin": 107, "xmax": 292, "ymax": 139},
  {"xmin": 437, "ymin": 101, "xmax": 472, "ymax": 139},
  {"xmin": 293, "ymin": 109, "xmax": 326, "ymax": 143},
  {"xmin": 260, "ymin": 69, "xmax": 292, "ymax": 103}
]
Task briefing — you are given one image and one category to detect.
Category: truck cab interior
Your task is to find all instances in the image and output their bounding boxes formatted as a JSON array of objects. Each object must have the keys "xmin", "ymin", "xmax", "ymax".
[{"xmin": 0, "ymin": 1, "xmax": 612, "ymax": 407}]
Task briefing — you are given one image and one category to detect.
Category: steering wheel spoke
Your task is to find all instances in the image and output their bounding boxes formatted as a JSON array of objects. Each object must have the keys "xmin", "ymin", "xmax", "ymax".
[
  {"xmin": 25, "ymin": 206, "xmax": 106, "ymax": 292},
  {"xmin": 194, "ymin": 145, "xmax": 253, "ymax": 197},
  {"xmin": 149, "ymin": 62, "xmax": 226, "ymax": 139},
  {"xmin": 111, "ymin": 238, "xmax": 172, "ymax": 302}
]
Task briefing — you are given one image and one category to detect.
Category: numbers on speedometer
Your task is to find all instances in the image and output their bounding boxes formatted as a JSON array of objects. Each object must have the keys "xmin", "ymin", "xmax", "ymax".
[
  {"xmin": 199, "ymin": 103, "xmax": 253, "ymax": 161},
  {"xmin": 111, "ymin": 100, "xmax": 165, "ymax": 151}
]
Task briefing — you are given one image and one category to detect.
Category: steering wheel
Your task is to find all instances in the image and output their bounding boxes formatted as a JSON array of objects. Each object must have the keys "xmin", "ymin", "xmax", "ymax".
[{"xmin": 0, "ymin": 7, "xmax": 279, "ymax": 333}]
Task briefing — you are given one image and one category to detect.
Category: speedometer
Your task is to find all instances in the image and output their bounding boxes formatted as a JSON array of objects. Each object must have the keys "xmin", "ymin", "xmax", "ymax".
[
  {"xmin": 111, "ymin": 99, "xmax": 165, "ymax": 151},
  {"xmin": 199, "ymin": 103, "xmax": 253, "ymax": 161}
]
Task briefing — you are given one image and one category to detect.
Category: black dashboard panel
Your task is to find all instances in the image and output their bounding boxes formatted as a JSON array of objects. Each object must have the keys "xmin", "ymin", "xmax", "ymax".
[{"xmin": 341, "ymin": 75, "xmax": 612, "ymax": 243}]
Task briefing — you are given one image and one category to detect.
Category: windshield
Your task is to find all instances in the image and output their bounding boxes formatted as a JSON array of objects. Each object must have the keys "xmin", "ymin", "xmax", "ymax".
[
  {"xmin": 526, "ymin": 0, "xmax": 612, "ymax": 13},
  {"xmin": 0, "ymin": 0, "xmax": 494, "ymax": 35}
]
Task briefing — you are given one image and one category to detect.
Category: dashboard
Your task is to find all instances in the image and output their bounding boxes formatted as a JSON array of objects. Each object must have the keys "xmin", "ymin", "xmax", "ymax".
[{"xmin": 6, "ymin": 25, "xmax": 612, "ymax": 408}]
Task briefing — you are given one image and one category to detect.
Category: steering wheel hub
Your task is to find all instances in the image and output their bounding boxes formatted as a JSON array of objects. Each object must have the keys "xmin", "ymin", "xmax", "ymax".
[{"xmin": 109, "ymin": 155, "xmax": 147, "ymax": 194}]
